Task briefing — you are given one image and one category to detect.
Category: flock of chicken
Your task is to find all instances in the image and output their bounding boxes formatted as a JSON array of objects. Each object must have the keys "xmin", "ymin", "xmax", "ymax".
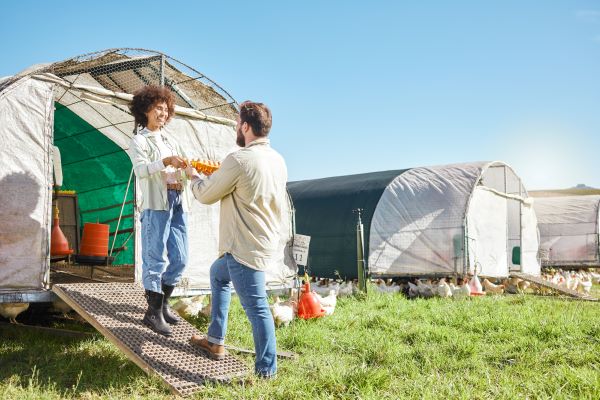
[
  {"xmin": 1, "ymin": 269, "xmax": 597, "ymax": 326},
  {"xmin": 370, "ymin": 268, "xmax": 600, "ymax": 298}
]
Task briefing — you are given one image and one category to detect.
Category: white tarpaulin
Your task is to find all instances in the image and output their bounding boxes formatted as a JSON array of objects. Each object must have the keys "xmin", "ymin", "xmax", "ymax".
[
  {"xmin": 369, "ymin": 161, "xmax": 540, "ymax": 277},
  {"xmin": 0, "ymin": 77, "xmax": 54, "ymax": 290},
  {"xmin": 533, "ymin": 195, "xmax": 600, "ymax": 266}
]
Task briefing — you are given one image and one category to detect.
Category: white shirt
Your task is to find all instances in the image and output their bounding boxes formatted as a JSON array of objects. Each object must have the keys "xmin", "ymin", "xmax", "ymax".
[{"xmin": 144, "ymin": 129, "xmax": 179, "ymax": 184}]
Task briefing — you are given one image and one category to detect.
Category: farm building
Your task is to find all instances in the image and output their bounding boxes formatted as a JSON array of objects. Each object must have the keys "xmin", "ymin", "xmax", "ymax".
[
  {"xmin": 0, "ymin": 48, "xmax": 295, "ymax": 302},
  {"xmin": 287, "ymin": 161, "xmax": 540, "ymax": 279},
  {"xmin": 533, "ymin": 195, "xmax": 600, "ymax": 268}
]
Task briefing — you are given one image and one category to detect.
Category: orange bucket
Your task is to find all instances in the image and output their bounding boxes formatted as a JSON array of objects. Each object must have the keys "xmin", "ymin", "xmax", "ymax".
[{"xmin": 79, "ymin": 223, "xmax": 109, "ymax": 256}]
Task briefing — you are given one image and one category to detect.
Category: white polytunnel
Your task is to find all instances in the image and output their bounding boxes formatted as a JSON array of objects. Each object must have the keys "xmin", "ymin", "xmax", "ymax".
[
  {"xmin": 533, "ymin": 195, "xmax": 600, "ymax": 268},
  {"xmin": 0, "ymin": 48, "xmax": 296, "ymax": 301},
  {"xmin": 288, "ymin": 161, "xmax": 540, "ymax": 279}
]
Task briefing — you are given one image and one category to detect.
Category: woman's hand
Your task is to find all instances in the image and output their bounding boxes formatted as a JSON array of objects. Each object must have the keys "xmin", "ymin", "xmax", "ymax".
[{"xmin": 163, "ymin": 156, "xmax": 188, "ymax": 169}]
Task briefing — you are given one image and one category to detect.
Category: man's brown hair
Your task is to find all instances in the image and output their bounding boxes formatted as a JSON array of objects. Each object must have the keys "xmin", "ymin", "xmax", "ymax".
[
  {"xmin": 239, "ymin": 101, "xmax": 272, "ymax": 137},
  {"xmin": 130, "ymin": 85, "xmax": 176, "ymax": 129}
]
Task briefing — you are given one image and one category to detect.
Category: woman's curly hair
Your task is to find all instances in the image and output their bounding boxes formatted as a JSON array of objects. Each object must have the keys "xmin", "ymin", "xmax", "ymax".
[{"xmin": 130, "ymin": 85, "xmax": 176, "ymax": 130}]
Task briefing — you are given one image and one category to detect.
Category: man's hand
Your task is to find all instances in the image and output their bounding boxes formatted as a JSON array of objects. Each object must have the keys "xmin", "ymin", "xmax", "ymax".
[
  {"xmin": 163, "ymin": 156, "xmax": 188, "ymax": 169},
  {"xmin": 185, "ymin": 165, "xmax": 201, "ymax": 179}
]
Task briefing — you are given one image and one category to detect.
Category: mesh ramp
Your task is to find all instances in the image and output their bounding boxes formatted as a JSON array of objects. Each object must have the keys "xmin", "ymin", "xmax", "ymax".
[
  {"xmin": 52, "ymin": 282, "xmax": 249, "ymax": 396},
  {"xmin": 511, "ymin": 273, "xmax": 598, "ymax": 301}
]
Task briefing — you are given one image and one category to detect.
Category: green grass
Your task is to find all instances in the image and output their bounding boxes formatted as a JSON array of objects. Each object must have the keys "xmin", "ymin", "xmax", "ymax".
[{"xmin": 1, "ymin": 290, "xmax": 600, "ymax": 399}]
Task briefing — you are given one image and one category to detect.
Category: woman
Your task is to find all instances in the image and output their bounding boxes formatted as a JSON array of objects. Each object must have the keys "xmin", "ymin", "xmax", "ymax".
[{"xmin": 128, "ymin": 85, "xmax": 191, "ymax": 336}]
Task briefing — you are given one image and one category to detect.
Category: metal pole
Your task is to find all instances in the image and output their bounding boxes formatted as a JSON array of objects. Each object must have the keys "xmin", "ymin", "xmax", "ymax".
[
  {"xmin": 160, "ymin": 54, "xmax": 165, "ymax": 86},
  {"xmin": 354, "ymin": 208, "xmax": 367, "ymax": 293}
]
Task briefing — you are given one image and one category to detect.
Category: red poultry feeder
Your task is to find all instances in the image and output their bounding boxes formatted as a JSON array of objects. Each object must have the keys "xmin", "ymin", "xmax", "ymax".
[
  {"xmin": 51, "ymin": 206, "xmax": 73, "ymax": 256},
  {"xmin": 297, "ymin": 281, "xmax": 326, "ymax": 319}
]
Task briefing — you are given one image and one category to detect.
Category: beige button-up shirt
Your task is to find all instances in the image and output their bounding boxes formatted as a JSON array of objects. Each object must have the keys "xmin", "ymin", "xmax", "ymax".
[{"xmin": 190, "ymin": 138, "xmax": 289, "ymax": 271}]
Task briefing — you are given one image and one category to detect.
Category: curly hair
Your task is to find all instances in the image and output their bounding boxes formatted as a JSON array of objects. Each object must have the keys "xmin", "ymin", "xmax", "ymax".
[
  {"xmin": 129, "ymin": 85, "xmax": 176, "ymax": 130},
  {"xmin": 239, "ymin": 101, "xmax": 272, "ymax": 137}
]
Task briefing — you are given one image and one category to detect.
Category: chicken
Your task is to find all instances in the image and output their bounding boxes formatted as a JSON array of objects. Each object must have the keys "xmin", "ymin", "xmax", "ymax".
[
  {"xmin": 435, "ymin": 278, "xmax": 453, "ymax": 298},
  {"xmin": 482, "ymin": 278, "xmax": 505, "ymax": 294},
  {"xmin": 517, "ymin": 280, "xmax": 530, "ymax": 292},
  {"xmin": 416, "ymin": 279, "xmax": 435, "ymax": 298},
  {"xmin": 312, "ymin": 281, "xmax": 334, "ymax": 297},
  {"xmin": 374, "ymin": 279, "xmax": 401, "ymax": 294},
  {"xmin": 452, "ymin": 279, "xmax": 471, "ymax": 300},
  {"xmin": 407, "ymin": 281, "xmax": 420, "ymax": 299},
  {"xmin": 577, "ymin": 278, "xmax": 593, "ymax": 295},
  {"xmin": 503, "ymin": 277, "xmax": 521, "ymax": 294},
  {"xmin": 0, "ymin": 302, "xmax": 29, "ymax": 324},
  {"xmin": 270, "ymin": 296, "xmax": 295, "ymax": 327},
  {"xmin": 337, "ymin": 281, "xmax": 355, "ymax": 297},
  {"xmin": 171, "ymin": 295, "xmax": 207, "ymax": 318},
  {"xmin": 50, "ymin": 298, "xmax": 73, "ymax": 318},
  {"xmin": 314, "ymin": 289, "xmax": 337, "ymax": 315}
]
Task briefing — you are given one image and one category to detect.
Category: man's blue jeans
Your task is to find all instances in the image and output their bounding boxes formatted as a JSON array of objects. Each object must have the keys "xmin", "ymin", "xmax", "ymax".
[
  {"xmin": 140, "ymin": 190, "xmax": 188, "ymax": 293},
  {"xmin": 207, "ymin": 253, "xmax": 277, "ymax": 377}
]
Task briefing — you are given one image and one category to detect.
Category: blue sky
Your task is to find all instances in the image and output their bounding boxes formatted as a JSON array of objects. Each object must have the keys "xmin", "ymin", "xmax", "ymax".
[{"xmin": 1, "ymin": 1, "xmax": 599, "ymax": 189}]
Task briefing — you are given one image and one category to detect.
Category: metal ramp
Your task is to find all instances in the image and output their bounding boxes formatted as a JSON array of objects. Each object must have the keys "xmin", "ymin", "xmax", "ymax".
[
  {"xmin": 510, "ymin": 273, "xmax": 598, "ymax": 301},
  {"xmin": 52, "ymin": 283, "xmax": 249, "ymax": 396}
]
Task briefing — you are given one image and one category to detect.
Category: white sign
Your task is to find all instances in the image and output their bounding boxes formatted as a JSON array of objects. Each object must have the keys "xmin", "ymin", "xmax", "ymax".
[{"xmin": 292, "ymin": 234, "xmax": 311, "ymax": 266}]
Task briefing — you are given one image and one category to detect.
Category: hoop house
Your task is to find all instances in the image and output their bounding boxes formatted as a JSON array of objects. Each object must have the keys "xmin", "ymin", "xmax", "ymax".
[
  {"xmin": 0, "ymin": 49, "xmax": 295, "ymax": 299},
  {"xmin": 533, "ymin": 195, "xmax": 600, "ymax": 267},
  {"xmin": 287, "ymin": 161, "xmax": 540, "ymax": 279}
]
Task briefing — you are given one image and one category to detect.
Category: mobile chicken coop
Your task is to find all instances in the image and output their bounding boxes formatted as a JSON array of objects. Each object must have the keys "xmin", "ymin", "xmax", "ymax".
[
  {"xmin": 287, "ymin": 161, "xmax": 540, "ymax": 279},
  {"xmin": 533, "ymin": 195, "xmax": 600, "ymax": 268},
  {"xmin": 0, "ymin": 48, "xmax": 295, "ymax": 304}
]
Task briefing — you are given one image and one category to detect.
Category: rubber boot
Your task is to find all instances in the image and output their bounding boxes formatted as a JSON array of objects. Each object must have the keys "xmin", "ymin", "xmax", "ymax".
[
  {"xmin": 161, "ymin": 283, "xmax": 180, "ymax": 325},
  {"xmin": 142, "ymin": 290, "xmax": 172, "ymax": 336}
]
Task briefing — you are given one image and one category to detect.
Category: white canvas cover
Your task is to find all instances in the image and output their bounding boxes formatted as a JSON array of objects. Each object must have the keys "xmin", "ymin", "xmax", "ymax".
[
  {"xmin": 0, "ymin": 77, "xmax": 54, "ymax": 290},
  {"xmin": 369, "ymin": 162, "xmax": 485, "ymax": 276},
  {"xmin": 369, "ymin": 161, "xmax": 540, "ymax": 277},
  {"xmin": 534, "ymin": 195, "xmax": 600, "ymax": 265}
]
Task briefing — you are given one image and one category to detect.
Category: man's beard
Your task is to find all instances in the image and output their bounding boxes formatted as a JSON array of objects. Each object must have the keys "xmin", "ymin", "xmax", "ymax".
[{"xmin": 236, "ymin": 127, "xmax": 245, "ymax": 147}]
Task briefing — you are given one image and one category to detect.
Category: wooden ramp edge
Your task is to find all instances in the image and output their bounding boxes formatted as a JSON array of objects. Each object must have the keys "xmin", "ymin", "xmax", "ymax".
[
  {"xmin": 510, "ymin": 273, "xmax": 598, "ymax": 302},
  {"xmin": 52, "ymin": 283, "xmax": 249, "ymax": 397}
]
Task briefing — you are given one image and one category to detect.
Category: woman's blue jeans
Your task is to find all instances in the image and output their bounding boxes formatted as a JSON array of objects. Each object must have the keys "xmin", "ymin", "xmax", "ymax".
[
  {"xmin": 207, "ymin": 253, "xmax": 277, "ymax": 377},
  {"xmin": 140, "ymin": 190, "xmax": 188, "ymax": 293}
]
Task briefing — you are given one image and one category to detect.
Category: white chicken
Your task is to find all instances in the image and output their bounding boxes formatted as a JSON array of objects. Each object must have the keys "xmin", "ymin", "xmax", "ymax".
[
  {"xmin": 171, "ymin": 295, "xmax": 207, "ymax": 318},
  {"xmin": 452, "ymin": 279, "xmax": 471, "ymax": 300},
  {"xmin": 270, "ymin": 296, "xmax": 295, "ymax": 327},
  {"xmin": 0, "ymin": 302, "xmax": 29, "ymax": 324},
  {"xmin": 314, "ymin": 289, "xmax": 337, "ymax": 315},
  {"xmin": 435, "ymin": 278, "xmax": 453, "ymax": 298},
  {"xmin": 337, "ymin": 281, "xmax": 355, "ymax": 297},
  {"xmin": 577, "ymin": 278, "xmax": 593, "ymax": 295}
]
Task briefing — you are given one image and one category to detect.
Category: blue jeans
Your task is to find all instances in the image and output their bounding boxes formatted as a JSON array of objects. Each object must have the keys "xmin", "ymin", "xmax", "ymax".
[
  {"xmin": 141, "ymin": 190, "xmax": 188, "ymax": 293},
  {"xmin": 208, "ymin": 253, "xmax": 277, "ymax": 377}
]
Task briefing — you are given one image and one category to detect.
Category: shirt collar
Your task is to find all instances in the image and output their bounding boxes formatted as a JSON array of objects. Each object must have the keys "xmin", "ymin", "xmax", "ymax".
[{"xmin": 245, "ymin": 137, "xmax": 270, "ymax": 148}]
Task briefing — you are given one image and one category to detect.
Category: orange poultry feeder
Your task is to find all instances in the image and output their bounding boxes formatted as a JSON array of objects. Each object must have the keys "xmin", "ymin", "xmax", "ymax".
[
  {"xmin": 297, "ymin": 281, "xmax": 326, "ymax": 319},
  {"xmin": 51, "ymin": 206, "xmax": 74, "ymax": 256},
  {"xmin": 79, "ymin": 222, "xmax": 110, "ymax": 256}
]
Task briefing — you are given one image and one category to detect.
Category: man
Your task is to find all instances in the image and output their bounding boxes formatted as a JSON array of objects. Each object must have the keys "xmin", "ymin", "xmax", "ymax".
[{"xmin": 187, "ymin": 101, "xmax": 287, "ymax": 379}]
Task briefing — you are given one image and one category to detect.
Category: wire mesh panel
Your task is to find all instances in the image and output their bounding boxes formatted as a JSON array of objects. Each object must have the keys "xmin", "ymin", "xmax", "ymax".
[{"xmin": 52, "ymin": 282, "xmax": 249, "ymax": 396}]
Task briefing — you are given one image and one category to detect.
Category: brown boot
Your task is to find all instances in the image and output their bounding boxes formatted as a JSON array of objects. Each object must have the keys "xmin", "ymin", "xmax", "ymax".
[{"xmin": 190, "ymin": 335, "xmax": 227, "ymax": 360}]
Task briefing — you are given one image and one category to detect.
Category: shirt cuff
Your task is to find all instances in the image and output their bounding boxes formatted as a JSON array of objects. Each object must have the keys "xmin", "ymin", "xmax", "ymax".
[{"xmin": 147, "ymin": 159, "xmax": 165, "ymax": 175}]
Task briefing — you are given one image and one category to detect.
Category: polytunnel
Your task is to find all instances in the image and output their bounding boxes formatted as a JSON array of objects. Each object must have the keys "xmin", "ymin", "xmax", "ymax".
[
  {"xmin": 287, "ymin": 161, "xmax": 540, "ymax": 279},
  {"xmin": 533, "ymin": 195, "xmax": 600, "ymax": 268},
  {"xmin": 0, "ymin": 48, "xmax": 295, "ymax": 301}
]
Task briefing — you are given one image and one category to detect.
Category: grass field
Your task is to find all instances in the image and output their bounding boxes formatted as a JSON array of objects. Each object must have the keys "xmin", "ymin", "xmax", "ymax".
[{"xmin": 1, "ymin": 288, "xmax": 600, "ymax": 400}]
